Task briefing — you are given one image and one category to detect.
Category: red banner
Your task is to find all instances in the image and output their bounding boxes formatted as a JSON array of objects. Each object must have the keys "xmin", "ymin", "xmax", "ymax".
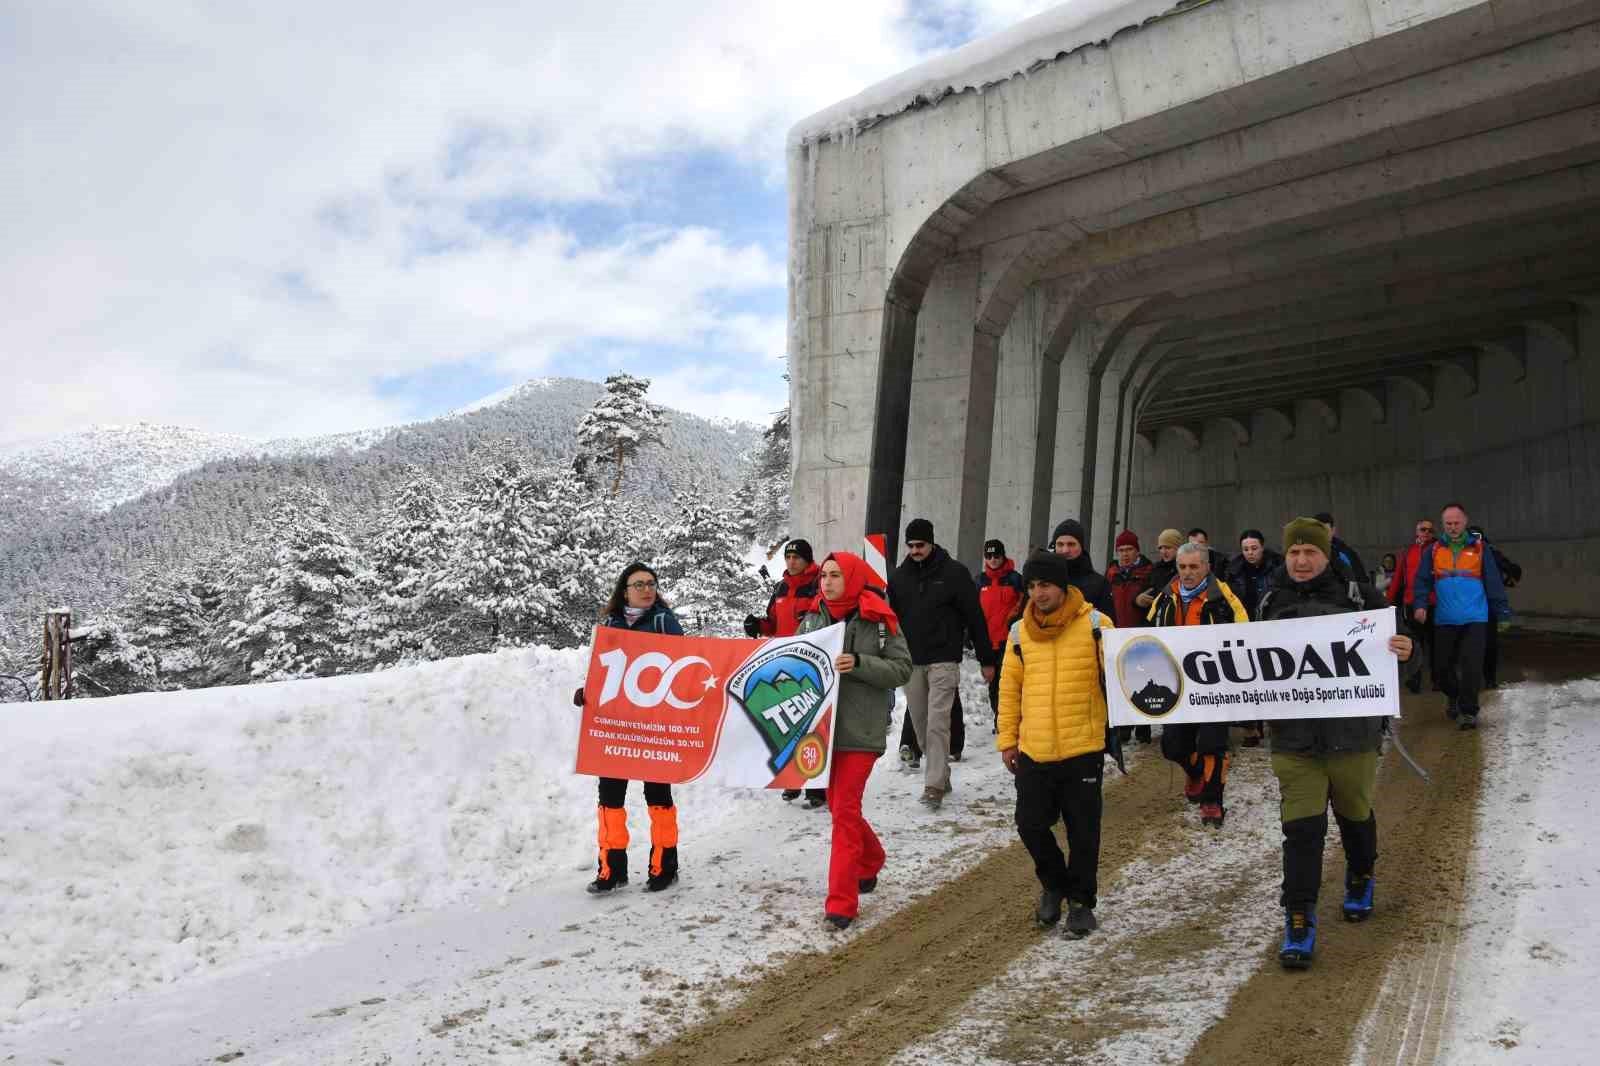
[{"xmin": 574, "ymin": 625, "xmax": 845, "ymax": 788}]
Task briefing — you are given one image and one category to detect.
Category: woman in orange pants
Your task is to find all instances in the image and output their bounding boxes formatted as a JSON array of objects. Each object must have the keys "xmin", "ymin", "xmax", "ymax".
[
  {"xmin": 797, "ymin": 552, "xmax": 913, "ymax": 929},
  {"xmin": 578, "ymin": 562, "xmax": 685, "ymax": 894}
]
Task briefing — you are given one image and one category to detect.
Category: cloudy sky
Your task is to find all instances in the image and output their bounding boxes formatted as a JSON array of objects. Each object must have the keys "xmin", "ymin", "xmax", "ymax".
[{"xmin": 1, "ymin": 0, "xmax": 1060, "ymax": 443}]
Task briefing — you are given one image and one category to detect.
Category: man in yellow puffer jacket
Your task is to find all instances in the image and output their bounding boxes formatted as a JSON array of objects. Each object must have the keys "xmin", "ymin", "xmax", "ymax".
[{"xmin": 998, "ymin": 549, "xmax": 1114, "ymax": 938}]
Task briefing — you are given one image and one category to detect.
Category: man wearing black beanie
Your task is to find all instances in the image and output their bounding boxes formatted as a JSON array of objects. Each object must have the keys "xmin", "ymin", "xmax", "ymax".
[
  {"xmin": 1050, "ymin": 519, "xmax": 1117, "ymax": 619},
  {"xmin": 745, "ymin": 537, "xmax": 825, "ymax": 807},
  {"xmin": 888, "ymin": 518, "xmax": 997, "ymax": 811}
]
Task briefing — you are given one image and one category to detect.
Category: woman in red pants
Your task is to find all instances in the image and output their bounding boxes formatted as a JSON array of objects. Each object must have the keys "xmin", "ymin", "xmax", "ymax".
[{"xmin": 798, "ymin": 551, "xmax": 913, "ymax": 929}]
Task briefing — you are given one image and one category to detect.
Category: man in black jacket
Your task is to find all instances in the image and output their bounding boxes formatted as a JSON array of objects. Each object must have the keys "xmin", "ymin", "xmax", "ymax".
[
  {"xmin": 888, "ymin": 518, "xmax": 996, "ymax": 811},
  {"xmin": 1050, "ymin": 519, "xmax": 1116, "ymax": 619},
  {"xmin": 1313, "ymin": 511, "xmax": 1370, "ymax": 583},
  {"xmin": 1260, "ymin": 517, "xmax": 1413, "ymax": 970}
]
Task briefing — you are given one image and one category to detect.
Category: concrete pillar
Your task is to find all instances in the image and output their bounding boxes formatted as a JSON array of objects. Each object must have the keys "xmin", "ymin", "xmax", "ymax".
[
  {"xmin": 901, "ymin": 254, "xmax": 1000, "ymax": 565},
  {"xmin": 984, "ymin": 284, "xmax": 1049, "ymax": 557}
]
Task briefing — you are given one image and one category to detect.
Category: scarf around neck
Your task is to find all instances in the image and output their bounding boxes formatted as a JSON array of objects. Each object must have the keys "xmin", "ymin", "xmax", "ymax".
[
  {"xmin": 1178, "ymin": 576, "xmax": 1210, "ymax": 604},
  {"xmin": 1022, "ymin": 585, "xmax": 1083, "ymax": 643}
]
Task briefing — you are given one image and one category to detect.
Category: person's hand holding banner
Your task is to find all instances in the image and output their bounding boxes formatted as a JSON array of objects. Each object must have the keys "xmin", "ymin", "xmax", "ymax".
[{"xmin": 574, "ymin": 624, "xmax": 847, "ymax": 789}]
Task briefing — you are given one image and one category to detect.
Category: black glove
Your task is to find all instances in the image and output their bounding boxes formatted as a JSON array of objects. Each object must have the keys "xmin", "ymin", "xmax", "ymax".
[
  {"xmin": 572, "ymin": 686, "xmax": 585, "ymax": 708},
  {"xmin": 743, "ymin": 615, "xmax": 762, "ymax": 638}
]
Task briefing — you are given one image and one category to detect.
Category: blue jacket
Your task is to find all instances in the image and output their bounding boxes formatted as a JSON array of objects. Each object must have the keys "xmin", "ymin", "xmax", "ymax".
[
  {"xmin": 602, "ymin": 602, "xmax": 684, "ymax": 635},
  {"xmin": 1411, "ymin": 533, "xmax": 1510, "ymax": 626}
]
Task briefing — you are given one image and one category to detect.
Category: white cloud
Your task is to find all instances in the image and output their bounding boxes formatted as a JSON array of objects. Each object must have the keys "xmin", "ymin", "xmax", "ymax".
[{"xmin": 0, "ymin": 1, "xmax": 1047, "ymax": 442}]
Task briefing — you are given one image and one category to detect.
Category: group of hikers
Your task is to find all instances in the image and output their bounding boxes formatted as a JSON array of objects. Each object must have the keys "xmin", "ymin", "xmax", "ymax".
[{"xmin": 576, "ymin": 501, "xmax": 1515, "ymax": 969}]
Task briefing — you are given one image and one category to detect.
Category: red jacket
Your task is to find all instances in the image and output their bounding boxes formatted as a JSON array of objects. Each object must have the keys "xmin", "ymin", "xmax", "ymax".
[
  {"xmin": 1106, "ymin": 556, "xmax": 1154, "ymax": 630},
  {"xmin": 1388, "ymin": 540, "xmax": 1436, "ymax": 609},
  {"xmin": 976, "ymin": 558, "xmax": 1025, "ymax": 651},
  {"xmin": 758, "ymin": 565, "xmax": 820, "ymax": 637}
]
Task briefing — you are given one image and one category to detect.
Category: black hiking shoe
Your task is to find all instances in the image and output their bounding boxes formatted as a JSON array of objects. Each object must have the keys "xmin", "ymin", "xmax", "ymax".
[
  {"xmin": 1035, "ymin": 889, "xmax": 1064, "ymax": 928},
  {"xmin": 1445, "ymin": 700, "xmax": 1459, "ymax": 721},
  {"xmin": 1458, "ymin": 713, "xmax": 1478, "ymax": 731},
  {"xmin": 586, "ymin": 873, "xmax": 628, "ymax": 894},
  {"xmin": 781, "ymin": 789, "xmax": 801, "ymax": 802},
  {"xmin": 802, "ymin": 792, "xmax": 827, "ymax": 810},
  {"xmin": 1066, "ymin": 903, "xmax": 1097, "ymax": 938},
  {"xmin": 644, "ymin": 869, "xmax": 678, "ymax": 892},
  {"xmin": 858, "ymin": 876, "xmax": 877, "ymax": 894},
  {"xmin": 824, "ymin": 913, "xmax": 852, "ymax": 931}
]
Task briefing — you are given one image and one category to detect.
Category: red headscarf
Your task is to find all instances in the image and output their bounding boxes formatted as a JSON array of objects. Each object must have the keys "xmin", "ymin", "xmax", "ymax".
[{"xmin": 820, "ymin": 551, "xmax": 900, "ymax": 634}]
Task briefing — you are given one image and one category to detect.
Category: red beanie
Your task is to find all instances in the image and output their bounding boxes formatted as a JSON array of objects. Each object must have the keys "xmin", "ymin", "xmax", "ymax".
[{"xmin": 1115, "ymin": 530, "xmax": 1140, "ymax": 550}]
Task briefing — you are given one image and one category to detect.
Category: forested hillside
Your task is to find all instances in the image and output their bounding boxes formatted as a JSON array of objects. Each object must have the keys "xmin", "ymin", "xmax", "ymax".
[{"xmin": 0, "ymin": 377, "xmax": 783, "ymax": 686}]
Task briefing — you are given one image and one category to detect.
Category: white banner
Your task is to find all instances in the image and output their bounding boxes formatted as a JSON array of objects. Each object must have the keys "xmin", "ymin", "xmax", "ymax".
[{"xmin": 1101, "ymin": 609, "xmax": 1400, "ymax": 727}]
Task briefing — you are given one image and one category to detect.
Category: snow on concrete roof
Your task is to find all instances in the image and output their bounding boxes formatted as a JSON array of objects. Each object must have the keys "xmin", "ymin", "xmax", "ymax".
[{"xmin": 791, "ymin": 0, "xmax": 1186, "ymax": 146}]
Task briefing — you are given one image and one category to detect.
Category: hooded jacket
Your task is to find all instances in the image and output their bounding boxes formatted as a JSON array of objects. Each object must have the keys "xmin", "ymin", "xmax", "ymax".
[
  {"xmin": 976, "ymin": 557, "xmax": 1025, "ymax": 650},
  {"xmin": 797, "ymin": 607, "xmax": 913, "ymax": 755},
  {"xmin": 887, "ymin": 545, "xmax": 996, "ymax": 667},
  {"xmin": 1387, "ymin": 539, "xmax": 1436, "ymax": 610},
  {"xmin": 755, "ymin": 564, "xmax": 820, "ymax": 637},
  {"xmin": 1063, "ymin": 551, "xmax": 1117, "ymax": 621},
  {"xmin": 996, "ymin": 586, "xmax": 1112, "ymax": 763}
]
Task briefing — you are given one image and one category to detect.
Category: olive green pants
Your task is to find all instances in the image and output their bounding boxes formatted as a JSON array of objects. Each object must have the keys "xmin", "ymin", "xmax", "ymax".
[{"xmin": 1270, "ymin": 750, "xmax": 1378, "ymax": 822}]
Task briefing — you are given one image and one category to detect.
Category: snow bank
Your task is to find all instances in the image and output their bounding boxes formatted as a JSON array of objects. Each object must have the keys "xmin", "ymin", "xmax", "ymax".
[
  {"xmin": 0, "ymin": 647, "xmax": 702, "ymax": 1023},
  {"xmin": 790, "ymin": 0, "xmax": 1180, "ymax": 145}
]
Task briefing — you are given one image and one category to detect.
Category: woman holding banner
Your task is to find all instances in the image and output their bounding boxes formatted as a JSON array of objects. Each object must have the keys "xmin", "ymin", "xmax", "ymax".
[
  {"xmin": 580, "ymin": 562, "xmax": 685, "ymax": 895},
  {"xmin": 798, "ymin": 551, "xmax": 913, "ymax": 930}
]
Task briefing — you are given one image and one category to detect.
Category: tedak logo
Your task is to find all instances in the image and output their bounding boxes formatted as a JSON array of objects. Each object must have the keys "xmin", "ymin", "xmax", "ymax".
[
  {"xmin": 727, "ymin": 642, "xmax": 837, "ymax": 779},
  {"xmin": 1116, "ymin": 636, "xmax": 1183, "ymax": 718}
]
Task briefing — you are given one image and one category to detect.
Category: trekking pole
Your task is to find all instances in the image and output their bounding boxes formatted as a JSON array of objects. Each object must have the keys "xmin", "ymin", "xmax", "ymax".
[{"xmin": 1385, "ymin": 726, "xmax": 1430, "ymax": 783}]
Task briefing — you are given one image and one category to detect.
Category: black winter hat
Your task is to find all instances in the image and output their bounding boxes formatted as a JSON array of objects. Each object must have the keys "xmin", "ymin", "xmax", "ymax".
[
  {"xmin": 783, "ymin": 538, "xmax": 814, "ymax": 563},
  {"xmin": 1051, "ymin": 518, "xmax": 1086, "ymax": 546},
  {"xmin": 983, "ymin": 538, "xmax": 1006, "ymax": 557},
  {"xmin": 1022, "ymin": 549, "xmax": 1071, "ymax": 590},
  {"xmin": 905, "ymin": 517, "xmax": 935, "ymax": 544}
]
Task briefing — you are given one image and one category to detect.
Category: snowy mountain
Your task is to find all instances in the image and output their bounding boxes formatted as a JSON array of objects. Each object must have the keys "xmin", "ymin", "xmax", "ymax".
[{"xmin": 0, "ymin": 378, "xmax": 767, "ymax": 675}]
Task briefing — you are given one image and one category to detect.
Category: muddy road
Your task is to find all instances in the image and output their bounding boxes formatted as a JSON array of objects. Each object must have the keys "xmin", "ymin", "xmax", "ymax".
[{"xmin": 633, "ymin": 634, "xmax": 1594, "ymax": 1066}]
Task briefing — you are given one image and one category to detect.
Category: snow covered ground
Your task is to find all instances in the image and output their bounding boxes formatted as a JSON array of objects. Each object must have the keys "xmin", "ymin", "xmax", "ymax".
[
  {"xmin": 1426, "ymin": 679, "xmax": 1600, "ymax": 1065},
  {"xmin": 3, "ymin": 655, "xmax": 1595, "ymax": 1064}
]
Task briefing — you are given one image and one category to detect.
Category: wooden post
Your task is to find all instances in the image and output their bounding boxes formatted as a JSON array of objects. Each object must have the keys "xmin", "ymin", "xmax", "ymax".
[{"xmin": 41, "ymin": 608, "xmax": 71, "ymax": 700}]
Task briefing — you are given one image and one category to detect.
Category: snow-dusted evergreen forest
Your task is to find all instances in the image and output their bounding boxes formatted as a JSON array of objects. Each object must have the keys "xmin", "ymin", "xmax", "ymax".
[{"xmin": 0, "ymin": 376, "xmax": 792, "ymax": 695}]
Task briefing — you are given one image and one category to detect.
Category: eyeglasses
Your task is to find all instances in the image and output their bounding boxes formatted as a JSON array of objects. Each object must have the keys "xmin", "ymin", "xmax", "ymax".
[
  {"xmin": 906, "ymin": 541, "xmax": 929, "ymax": 550},
  {"xmin": 626, "ymin": 580, "xmax": 657, "ymax": 590}
]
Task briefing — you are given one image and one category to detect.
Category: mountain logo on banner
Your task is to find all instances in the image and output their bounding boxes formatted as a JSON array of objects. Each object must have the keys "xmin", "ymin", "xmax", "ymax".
[
  {"xmin": 728, "ymin": 642, "xmax": 836, "ymax": 778},
  {"xmin": 1116, "ymin": 636, "xmax": 1183, "ymax": 718}
]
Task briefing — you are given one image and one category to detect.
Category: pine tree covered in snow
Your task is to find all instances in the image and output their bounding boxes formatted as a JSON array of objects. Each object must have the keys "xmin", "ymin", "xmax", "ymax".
[
  {"xmin": 346, "ymin": 473, "xmax": 456, "ymax": 666},
  {"xmin": 425, "ymin": 459, "xmax": 561, "ymax": 654},
  {"xmin": 225, "ymin": 487, "xmax": 363, "ymax": 681},
  {"xmin": 575, "ymin": 374, "xmax": 666, "ymax": 496},
  {"xmin": 71, "ymin": 617, "xmax": 159, "ymax": 697},
  {"xmin": 655, "ymin": 487, "xmax": 765, "ymax": 635},
  {"xmin": 124, "ymin": 563, "xmax": 232, "ymax": 689},
  {"xmin": 741, "ymin": 408, "xmax": 791, "ymax": 549}
]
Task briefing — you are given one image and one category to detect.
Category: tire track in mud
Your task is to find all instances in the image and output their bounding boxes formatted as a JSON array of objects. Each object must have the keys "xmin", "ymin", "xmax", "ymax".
[
  {"xmin": 631, "ymin": 753, "xmax": 1186, "ymax": 1066},
  {"xmin": 634, "ymin": 693, "xmax": 1489, "ymax": 1066}
]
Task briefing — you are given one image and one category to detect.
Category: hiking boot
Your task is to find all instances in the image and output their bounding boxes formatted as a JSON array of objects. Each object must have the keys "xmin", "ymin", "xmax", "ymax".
[
  {"xmin": 1066, "ymin": 902, "xmax": 1097, "ymax": 938},
  {"xmin": 1183, "ymin": 775, "xmax": 1205, "ymax": 804},
  {"xmin": 949, "ymin": 751, "xmax": 963, "ymax": 763},
  {"xmin": 1035, "ymin": 888, "xmax": 1064, "ymax": 928},
  {"xmin": 1199, "ymin": 802, "xmax": 1226, "ymax": 828},
  {"xmin": 781, "ymin": 789, "xmax": 801, "ymax": 802},
  {"xmin": 824, "ymin": 913, "xmax": 852, "ymax": 931},
  {"xmin": 586, "ymin": 849, "xmax": 629, "ymax": 894},
  {"xmin": 1458, "ymin": 713, "xmax": 1478, "ymax": 731},
  {"xmin": 1279, "ymin": 910, "xmax": 1317, "ymax": 969},
  {"xmin": 858, "ymin": 876, "xmax": 877, "ymax": 894},
  {"xmin": 907, "ymin": 756, "xmax": 921, "ymax": 771},
  {"xmin": 918, "ymin": 787, "xmax": 943, "ymax": 811},
  {"xmin": 802, "ymin": 792, "xmax": 827, "ymax": 810},
  {"xmin": 1343, "ymin": 875, "xmax": 1375, "ymax": 922},
  {"xmin": 1445, "ymin": 700, "xmax": 1459, "ymax": 721},
  {"xmin": 644, "ymin": 869, "xmax": 678, "ymax": 892}
]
